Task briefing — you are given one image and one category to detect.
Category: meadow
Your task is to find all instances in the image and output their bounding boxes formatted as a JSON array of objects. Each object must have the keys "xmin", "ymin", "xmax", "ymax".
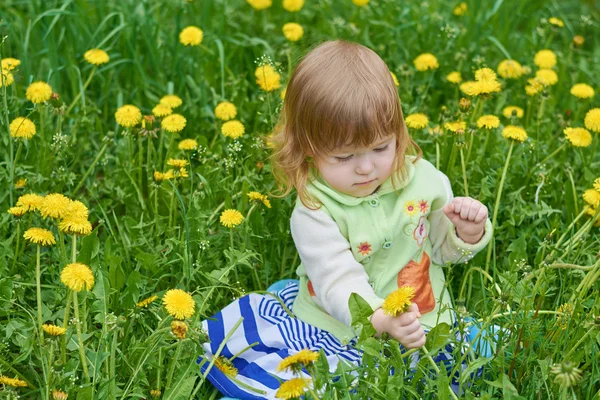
[{"xmin": 0, "ymin": 0, "xmax": 599, "ymax": 398}]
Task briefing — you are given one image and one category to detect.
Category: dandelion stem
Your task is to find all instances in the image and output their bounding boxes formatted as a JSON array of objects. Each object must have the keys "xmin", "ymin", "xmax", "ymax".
[
  {"xmin": 10, "ymin": 140, "xmax": 23, "ymax": 196},
  {"xmin": 156, "ymin": 347, "xmax": 163, "ymax": 392},
  {"xmin": 158, "ymin": 129, "xmax": 165, "ymax": 168},
  {"xmin": 72, "ymin": 235, "xmax": 77, "ymax": 262},
  {"xmin": 66, "ymin": 67, "xmax": 96, "ymax": 115},
  {"xmin": 72, "ymin": 290, "xmax": 90, "ymax": 382},
  {"xmin": 71, "ymin": 141, "xmax": 109, "ymax": 195},
  {"xmin": 459, "ymin": 148, "xmax": 469, "ymax": 197},
  {"xmin": 485, "ymin": 141, "xmax": 514, "ymax": 274},
  {"xmin": 435, "ymin": 141, "xmax": 440, "ymax": 170},
  {"xmin": 421, "ymin": 345, "xmax": 458, "ymax": 400},
  {"xmin": 10, "ymin": 222, "xmax": 20, "ymax": 273},
  {"xmin": 165, "ymin": 339, "xmax": 183, "ymax": 391},
  {"xmin": 538, "ymin": 142, "xmax": 566, "ymax": 166},
  {"xmin": 61, "ymin": 291, "xmax": 72, "ymax": 364},
  {"xmin": 35, "ymin": 245, "xmax": 44, "ymax": 344},
  {"xmin": 138, "ymin": 134, "xmax": 144, "ymax": 192}
]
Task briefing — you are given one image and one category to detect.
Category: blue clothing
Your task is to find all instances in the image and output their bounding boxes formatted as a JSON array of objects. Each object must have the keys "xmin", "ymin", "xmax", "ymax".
[{"xmin": 198, "ymin": 282, "xmax": 483, "ymax": 400}]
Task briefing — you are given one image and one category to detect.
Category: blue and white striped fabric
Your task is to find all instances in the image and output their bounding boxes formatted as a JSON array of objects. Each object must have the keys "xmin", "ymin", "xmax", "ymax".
[{"xmin": 197, "ymin": 282, "xmax": 471, "ymax": 399}]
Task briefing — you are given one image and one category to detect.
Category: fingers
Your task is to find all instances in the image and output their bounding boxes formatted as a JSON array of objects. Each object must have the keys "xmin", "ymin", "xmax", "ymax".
[
  {"xmin": 404, "ymin": 334, "xmax": 426, "ymax": 349},
  {"xmin": 474, "ymin": 204, "xmax": 488, "ymax": 223},
  {"xmin": 408, "ymin": 302, "xmax": 421, "ymax": 318},
  {"xmin": 446, "ymin": 197, "xmax": 488, "ymax": 223}
]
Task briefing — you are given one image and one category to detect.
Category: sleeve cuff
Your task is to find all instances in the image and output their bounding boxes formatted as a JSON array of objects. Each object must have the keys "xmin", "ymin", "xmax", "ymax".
[{"xmin": 446, "ymin": 219, "xmax": 493, "ymax": 261}]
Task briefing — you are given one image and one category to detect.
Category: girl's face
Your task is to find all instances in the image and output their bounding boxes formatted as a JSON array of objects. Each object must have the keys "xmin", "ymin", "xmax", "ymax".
[{"xmin": 314, "ymin": 135, "xmax": 397, "ymax": 197}]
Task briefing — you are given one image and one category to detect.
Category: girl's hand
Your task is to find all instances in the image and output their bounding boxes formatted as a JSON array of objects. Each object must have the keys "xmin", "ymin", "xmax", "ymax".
[
  {"xmin": 442, "ymin": 196, "xmax": 488, "ymax": 244},
  {"xmin": 370, "ymin": 303, "xmax": 426, "ymax": 348}
]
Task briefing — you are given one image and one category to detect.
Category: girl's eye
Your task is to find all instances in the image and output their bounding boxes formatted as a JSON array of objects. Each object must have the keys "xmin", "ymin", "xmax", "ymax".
[
  {"xmin": 374, "ymin": 144, "xmax": 389, "ymax": 152},
  {"xmin": 335, "ymin": 155, "xmax": 353, "ymax": 163}
]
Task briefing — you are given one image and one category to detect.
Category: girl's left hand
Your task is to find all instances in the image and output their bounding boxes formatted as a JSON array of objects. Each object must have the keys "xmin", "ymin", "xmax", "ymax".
[{"xmin": 442, "ymin": 197, "xmax": 488, "ymax": 244}]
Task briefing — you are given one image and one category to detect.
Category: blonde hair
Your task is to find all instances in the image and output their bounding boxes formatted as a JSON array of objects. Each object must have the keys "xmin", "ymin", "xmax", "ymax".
[{"xmin": 270, "ymin": 40, "xmax": 421, "ymax": 209}]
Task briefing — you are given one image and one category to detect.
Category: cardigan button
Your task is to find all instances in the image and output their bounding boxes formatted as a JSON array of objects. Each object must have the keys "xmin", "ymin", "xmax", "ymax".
[
  {"xmin": 368, "ymin": 199, "xmax": 380, "ymax": 207},
  {"xmin": 382, "ymin": 240, "xmax": 392, "ymax": 249}
]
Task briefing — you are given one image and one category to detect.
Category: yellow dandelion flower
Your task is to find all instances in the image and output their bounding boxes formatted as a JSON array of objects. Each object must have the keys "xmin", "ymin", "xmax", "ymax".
[
  {"xmin": 282, "ymin": 23, "xmax": 304, "ymax": 42},
  {"xmin": 255, "ymin": 64, "xmax": 281, "ymax": 92},
  {"xmin": 115, "ymin": 105, "xmax": 142, "ymax": 128},
  {"xmin": 178, "ymin": 139, "xmax": 198, "ymax": 151},
  {"xmin": 247, "ymin": 0, "xmax": 272, "ymax": 10},
  {"xmin": 502, "ymin": 106, "xmax": 524, "ymax": 119},
  {"xmin": 548, "ymin": 17, "xmax": 564, "ymax": 27},
  {"xmin": 247, "ymin": 191, "xmax": 272, "ymax": 208},
  {"xmin": 8, "ymin": 206, "xmax": 27, "ymax": 217},
  {"xmin": 352, "ymin": 0, "xmax": 369, "ymax": 6},
  {"xmin": 163, "ymin": 170, "xmax": 175, "ymax": 180},
  {"xmin": 572, "ymin": 35, "xmax": 584, "ymax": 47},
  {"xmin": 160, "ymin": 95, "xmax": 183, "ymax": 109},
  {"xmin": 220, "ymin": 209, "xmax": 244, "ymax": 228},
  {"xmin": 585, "ymin": 207, "xmax": 600, "ymax": 228},
  {"xmin": 476, "ymin": 115, "xmax": 500, "ymax": 129},
  {"xmin": 154, "ymin": 171, "xmax": 165, "ymax": 181},
  {"xmin": 9, "ymin": 117, "xmax": 36, "ymax": 140},
  {"xmin": 403, "ymin": 200, "xmax": 419, "ymax": 216},
  {"xmin": 0, "ymin": 376, "xmax": 28, "ymax": 388},
  {"xmin": 444, "ymin": 121, "xmax": 466, "ymax": 133},
  {"xmin": 460, "ymin": 79, "xmax": 501, "ymax": 96},
  {"xmin": 163, "ymin": 288, "xmax": 195, "ymax": 319},
  {"xmin": 42, "ymin": 324, "xmax": 67, "ymax": 336},
  {"xmin": 534, "ymin": 49, "xmax": 557, "ymax": 69},
  {"xmin": 583, "ymin": 189, "xmax": 600, "ymax": 208},
  {"xmin": 446, "ymin": 71, "xmax": 462, "ymax": 83},
  {"xmin": 276, "ymin": 378, "xmax": 309, "ymax": 399},
  {"xmin": 564, "ymin": 127, "xmax": 592, "ymax": 148},
  {"xmin": 474, "ymin": 67, "xmax": 497, "ymax": 82},
  {"xmin": 26, "ymin": 81, "xmax": 53, "ymax": 103},
  {"xmin": 413, "ymin": 53, "xmax": 439, "ymax": 71},
  {"xmin": 167, "ymin": 158, "xmax": 189, "ymax": 168},
  {"xmin": 382, "ymin": 286, "xmax": 415, "ymax": 316},
  {"xmin": 1, "ymin": 57, "xmax": 21, "ymax": 71},
  {"xmin": 570, "ymin": 83, "xmax": 594, "ymax": 99},
  {"xmin": 1, "ymin": 70, "xmax": 14, "ymax": 87},
  {"xmin": 594, "ymin": 178, "xmax": 600, "ymax": 192},
  {"xmin": 453, "ymin": 2, "xmax": 467, "ymax": 16},
  {"xmin": 179, "ymin": 26, "xmax": 203, "ymax": 46},
  {"xmin": 221, "ymin": 120, "xmax": 245, "ymax": 139},
  {"xmin": 84, "ymin": 49, "xmax": 110, "ymax": 65},
  {"xmin": 171, "ymin": 320, "xmax": 188, "ymax": 339},
  {"xmin": 428, "ymin": 125, "xmax": 444, "ymax": 136},
  {"xmin": 137, "ymin": 295, "xmax": 159, "ymax": 308},
  {"xmin": 60, "ymin": 263, "xmax": 95, "ymax": 292},
  {"xmin": 64, "ymin": 200, "xmax": 89, "ymax": 220},
  {"xmin": 502, "ymin": 125, "xmax": 528, "ymax": 142},
  {"xmin": 152, "ymin": 103, "xmax": 173, "ymax": 118},
  {"xmin": 497, "ymin": 59, "xmax": 524, "ymax": 79},
  {"xmin": 40, "ymin": 193, "xmax": 72, "ymax": 219},
  {"xmin": 23, "ymin": 227, "xmax": 55, "ymax": 246},
  {"xmin": 535, "ymin": 69, "xmax": 558, "ymax": 86},
  {"xmin": 161, "ymin": 114, "xmax": 187, "ymax": 133},
  {"xmin": 15, "ymin": 178, "xmax": 27, "ymax": 189},
  {"xmin": 214, "ymin": 356, "xmax": 238, "ymax": 377},
  {"xmin": 58, "ymin": 217, "xmax": 92, "ymax": 236},
  {"xmin": 405, "ymin": 113, "xmax": 429, "ymax": 129},
  {"xmin": 215, "ymin": 101, "xmax": 237, "ymax": 121},
  {"xmin": 584, "ymin": 108, "xmax": 600, "ymax": 133},
  {"xmin": 277, "ymin": 349, "xmax": 319, "ymax": 372},
  {"xmin": 52, "ymin": 389, "xmax": 68, "ymax": 399},
  {"xmin": 390, "ymin": 72, "xmax": 399, "ymax": 87},
  {"xmin": 525, "ymin": 77, "xmax": 545, "ymax": 96},
  {"xmin": 283, "ymin": 0, "xmax": 304, "ymax": 11},
  {"xmin": 17, "ymin": 193, "xmax": 44, "ymax": 211}
]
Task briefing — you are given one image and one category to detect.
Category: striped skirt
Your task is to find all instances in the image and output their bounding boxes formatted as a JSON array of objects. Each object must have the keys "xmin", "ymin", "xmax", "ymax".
[{"xmin": 197, "ymin": 282, "xmax": 473, "ymax": 399}]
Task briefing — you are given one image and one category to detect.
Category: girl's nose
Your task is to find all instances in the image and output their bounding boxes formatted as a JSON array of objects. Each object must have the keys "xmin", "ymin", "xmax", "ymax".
[{"xmin": 355, "ymin": 156, "xmax": 374, "ymax": 175}]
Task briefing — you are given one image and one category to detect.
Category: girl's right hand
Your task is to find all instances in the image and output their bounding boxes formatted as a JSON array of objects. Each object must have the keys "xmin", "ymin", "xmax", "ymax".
[{"xmin": 370, "ymin": 303, "xmax": 426, "ymax": 348}]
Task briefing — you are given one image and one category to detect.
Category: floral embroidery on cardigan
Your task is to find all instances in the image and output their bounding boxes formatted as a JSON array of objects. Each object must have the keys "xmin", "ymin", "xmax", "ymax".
[
  {"xmin": 403, "ymin": 200, "xmax": 418, "ymax": 216},
  {"xmin": 413, "ymin": 216, "xmax": 428, "ymax": 247},
  {"xmin": 357, "ymin": 241, "xmax": 372, "ymax": 256},
  {"xmin": 418, "ymin": 199, "xmax": 430, "ymax": 214}
]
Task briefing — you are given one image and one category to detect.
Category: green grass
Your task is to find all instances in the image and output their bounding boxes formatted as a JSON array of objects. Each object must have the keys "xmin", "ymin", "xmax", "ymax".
[{"xmin": 0, "ymin": 0, "xmax": 599, "ymax": 398}]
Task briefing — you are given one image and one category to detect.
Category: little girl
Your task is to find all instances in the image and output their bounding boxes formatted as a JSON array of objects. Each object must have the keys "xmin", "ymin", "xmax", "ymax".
[{"xmin": 199, "ymin": 40, "xmax": 492, "ymax": 399}]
